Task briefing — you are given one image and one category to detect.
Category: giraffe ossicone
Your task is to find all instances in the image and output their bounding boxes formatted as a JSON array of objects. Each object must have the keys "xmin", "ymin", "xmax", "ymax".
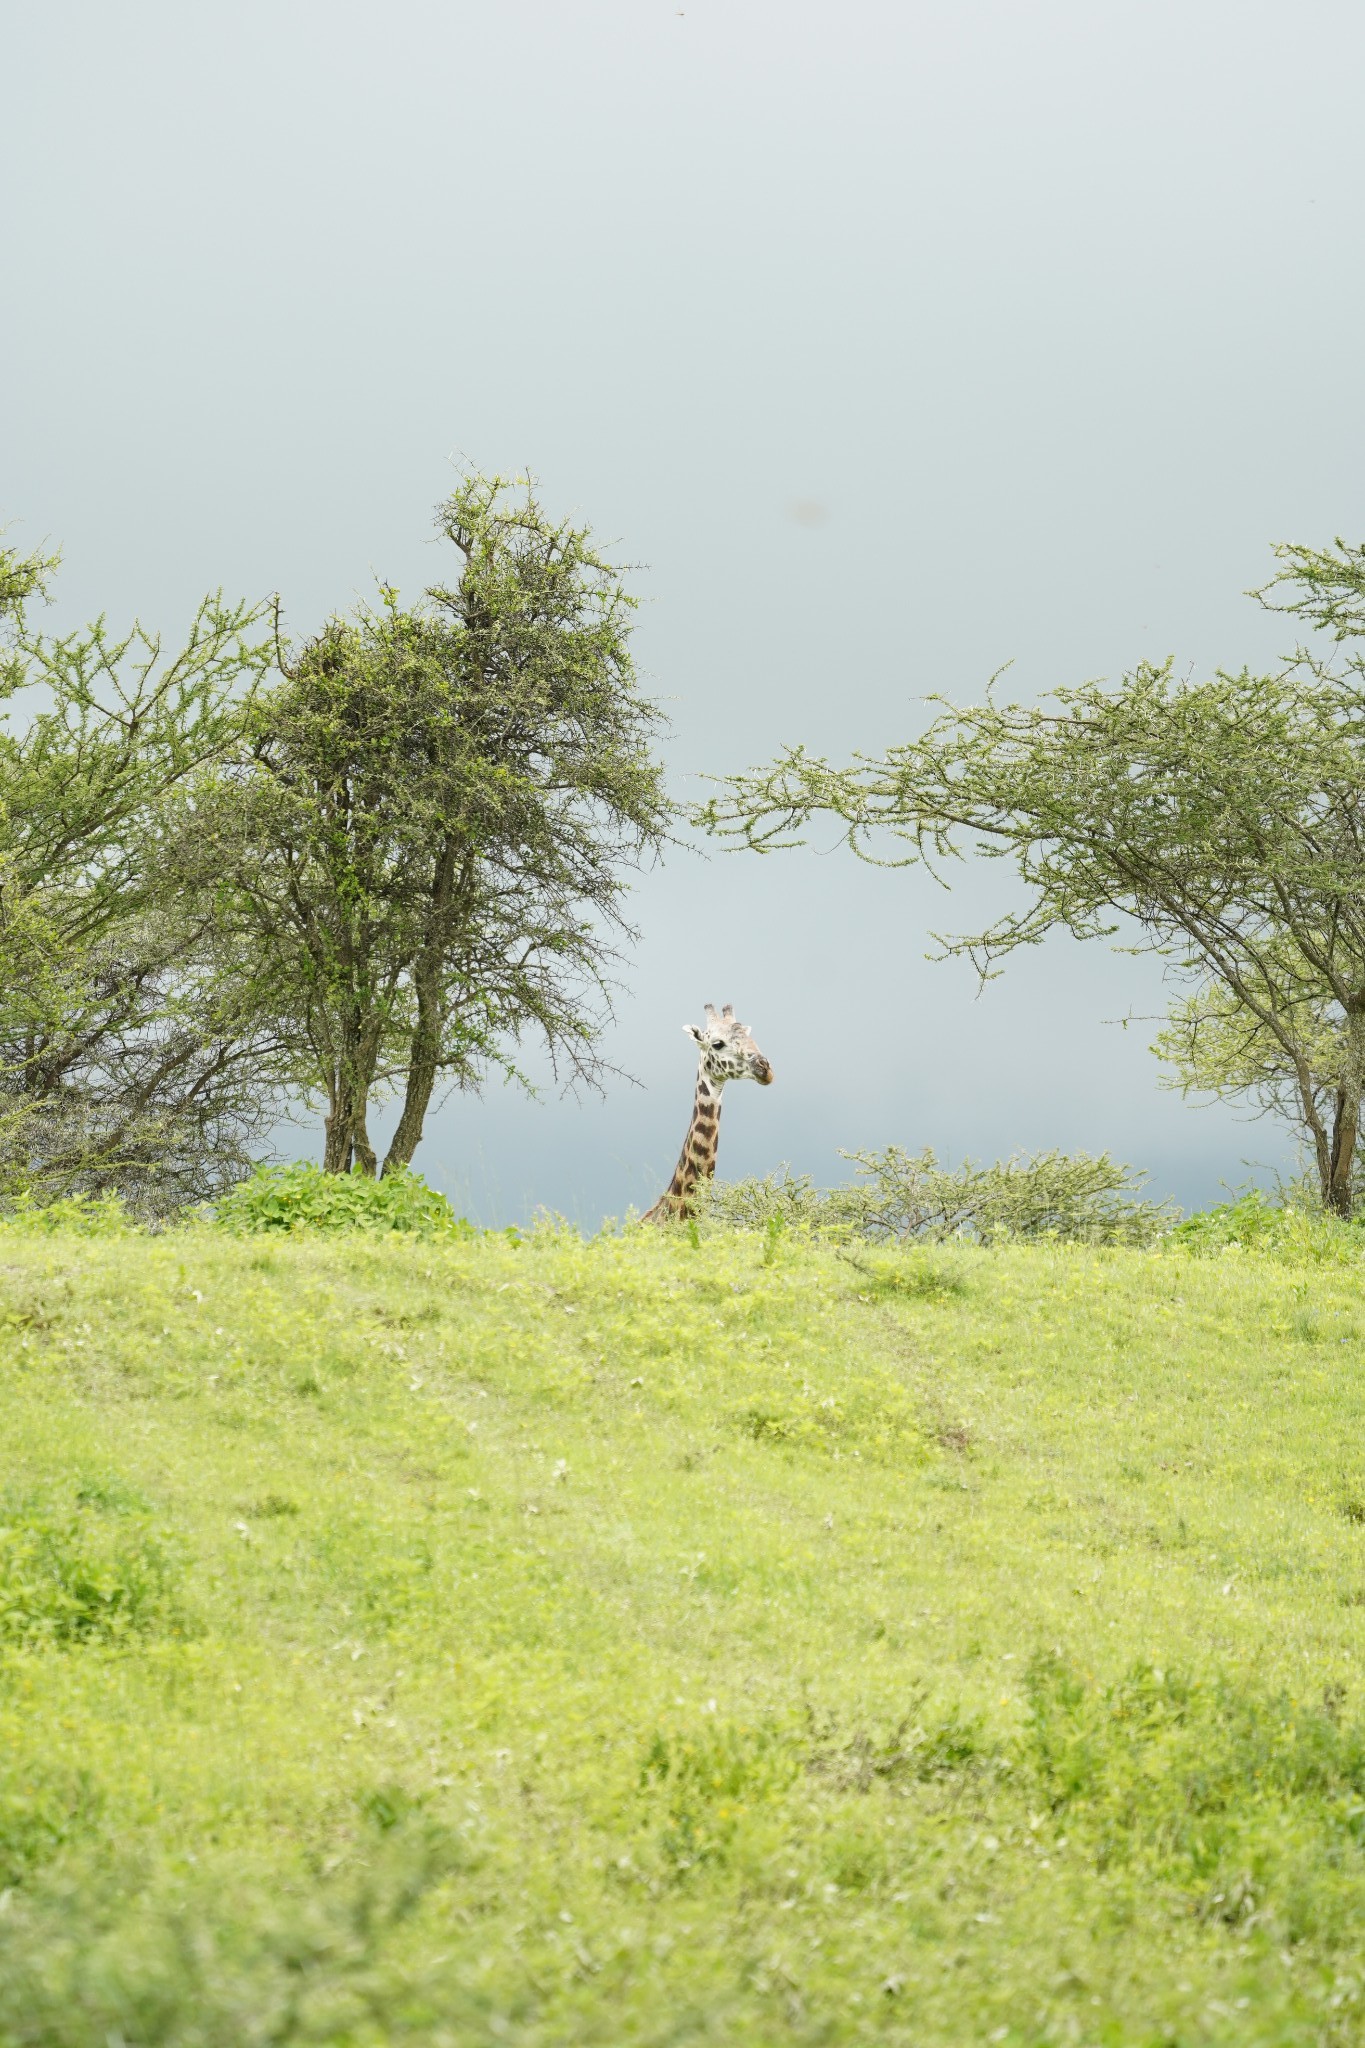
[{"xmin": 641, "ymin": 1002, "xmax": 773, "ymax": 1224}]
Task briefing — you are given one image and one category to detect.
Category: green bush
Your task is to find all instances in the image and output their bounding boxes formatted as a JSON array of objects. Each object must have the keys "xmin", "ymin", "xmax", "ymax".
[
  {"xmin": 701, "ymin": 1147, "xmax": 1173, "ymax": 1246},
  {"xmin": 1168, "ymin": 1189, "xmax": 1365, "ymax": 1261},
  {"xmin": 211, "ymin": 1162, "xmax": 476, "ymax": 1236},
  {"xmin": 0, "ymin": 1191, "xmax": 131, "ymax": 1236},
  {"xmin": 694, "ymin": 1165, "xmax": 828, "ymax": 1233},
  {"xmin": 0, "ymin": 1498, "xmax": 186, "ymax": 1647},
  {"xmin": 838, "ymin": 1145, "xmax": 1173, "ymax": 1245}
]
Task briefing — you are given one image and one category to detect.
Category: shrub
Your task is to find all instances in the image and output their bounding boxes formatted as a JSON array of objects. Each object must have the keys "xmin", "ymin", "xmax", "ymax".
[
  {"xmin": 0, "ymin": 1499, "xmax": 186, "ymax": 1646},
  {"xmin": 211, "ymin": 1163, "xmax": 477, "ymax": 1237},
  {"xmin": 701, "ymin": 1148, "xmax": 1172, "ymax": 1247},
  {"xmin": 1167, "ymin": 1188, "xmax": 1287, "ymax": 1252},
  {"xmin": 837, "ymin": 1145, "xmax": 1173, "ymax": 1245},
  {"xmin": 1169, "ymin": 1187, "xmax": 1365, "ymax": 1262},
  {"xmin": 693, "ymin": 1166, "xmax": 828, "ymax": 1233},
  {"xmin": 0, "ymin": 1190, "xmax": 131, "ymax": 1235}
]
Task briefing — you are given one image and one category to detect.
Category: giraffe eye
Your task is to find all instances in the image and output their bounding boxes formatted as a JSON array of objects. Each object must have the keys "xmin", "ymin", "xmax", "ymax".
[{"xmin": 711, "ymin": 1039, "xmax": 726, "ymax": 1051}]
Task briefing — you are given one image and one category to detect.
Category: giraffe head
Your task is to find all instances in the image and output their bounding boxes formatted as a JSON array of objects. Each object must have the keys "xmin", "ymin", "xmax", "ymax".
[{"xmin": 686, "ymin": 1003, "xmax": 773, "ymax": 1086}]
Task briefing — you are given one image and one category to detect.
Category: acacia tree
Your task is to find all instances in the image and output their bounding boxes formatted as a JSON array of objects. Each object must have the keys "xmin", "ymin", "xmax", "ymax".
[
  {"xmin": 703, "ymin": 540, "xmax": 1365, "ymax": 1216},
  {"xmin": 0, "ymin": 546, "xmax": 287, "ymax": 1211},
  {"xmin": 205, "ymin": 472, "xmax": 672, "ymax": 1176}
]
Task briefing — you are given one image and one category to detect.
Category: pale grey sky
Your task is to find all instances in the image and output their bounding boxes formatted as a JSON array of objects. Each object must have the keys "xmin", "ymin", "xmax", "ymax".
[{"xmin": 6, "ymin": 0, "xmax": 1365, "ymax": 1221}]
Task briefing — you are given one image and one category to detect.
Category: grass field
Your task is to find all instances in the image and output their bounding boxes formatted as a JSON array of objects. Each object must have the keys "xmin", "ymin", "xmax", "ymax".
[{"xmin": 5, "ymin": 1220, "xmax": 1365, "ymax": 2043}]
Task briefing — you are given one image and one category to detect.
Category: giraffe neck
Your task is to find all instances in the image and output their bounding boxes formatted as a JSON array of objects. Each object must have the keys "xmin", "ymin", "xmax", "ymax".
[{"xmin": 644, "ymin": 1064, "xmax": 724, "ymax": 1223}]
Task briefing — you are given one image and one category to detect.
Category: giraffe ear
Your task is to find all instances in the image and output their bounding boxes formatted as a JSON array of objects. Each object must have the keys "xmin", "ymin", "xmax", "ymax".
[{"xmin": 684, "ymin": 1024, "xmax": 705, "ymax": 1045}]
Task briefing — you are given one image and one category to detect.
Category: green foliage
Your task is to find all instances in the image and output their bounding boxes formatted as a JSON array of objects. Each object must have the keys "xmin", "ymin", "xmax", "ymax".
[
  {"xmin": 840, "ymin": 1247, "xmax": 972, "ymax": 1298},
  {"xmin": 694, "ymin": 1162, "xmax": 829, "ymax": 1231},
  {"xmin": 1167, "ymin": 1188, "xmax": 1290, "ymax": 1252},
  {"xmin": 0, "ymin": 1190, "xmax": 131, "ymax": 1235},
  {"xmin": 0, "ymin": 1764, "xmax": 102, "ymax": 1890},
  {"xmin": 0, "ymin": 1816, "xmax": 472, "ymax": 2045},
  {"xmin": 0, "ymin": 552, "xmax": 283, "ymax": 1216},
  {"xmin": 0, "ymin": 536, "xmax": 58, "ymax": 637},
  {"xmin": 211, "ymin": 1162, "xmax": 476, "ymax": 1236},
  {"xmin": 0, "ymin": 1493, "xmax": 185, "ymax": 1646},
  {"xmin": 701, "ymin": 1146, "xmax": 1171, "ymax": 1245},
  {"xmin": 726, "ymin": 1358, "xmax": 926, "ymax": 1460},
  {"xmin": 1154, "ymin": 970, "xmax": 1348, "ymax": 1113},
  {"xmin": 641, "ymin": 1719, "xmax": 804, "ymax": 1872},
  {"xmin": 1151, "ymin": 975, "xmax": 1365, "ymax": 1222},
  {"xmin": 201, "ymin": 471, "xmax": 672, "ymax": 1180},
  {"xmin": 834, "ymin": 1144, "xmax": 1173, "ymax": 1244},
  {"xmin": 1017, "ymin": 1651, "xmax": 1365, "ymax": 1905},
  {"xmin": 704, "ymin": 539, "xmax": 1365, "ymax": 1216},
  {"xmin": 1168, "ymin": 1188, "xmax": 1365, "ymax": 1263}
]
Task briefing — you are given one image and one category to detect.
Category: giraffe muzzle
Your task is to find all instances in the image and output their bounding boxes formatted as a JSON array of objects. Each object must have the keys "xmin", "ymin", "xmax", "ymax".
[{"xmin": 756, "ymin": 1062, "xmax": 774, "ymax": 1086}]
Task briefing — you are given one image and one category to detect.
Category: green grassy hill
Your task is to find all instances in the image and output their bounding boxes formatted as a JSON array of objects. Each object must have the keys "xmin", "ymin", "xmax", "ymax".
[{"xmin": 4, "ymin": 1223, "xmax": 1365, "ymax": 2044}]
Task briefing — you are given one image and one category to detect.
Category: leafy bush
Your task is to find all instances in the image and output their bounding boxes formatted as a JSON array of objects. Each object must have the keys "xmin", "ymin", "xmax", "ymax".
[
  {"xmin": 0, "ymin": 1190, "xmax": 131, "ymax": 1236},
  {"xmin": 838, "ymin": 1146, "xmax": 1173, "ymax": 1245},
  {"xmin": 0, "ymin": 1498, "xmax": 186, "ymax": 1646},
  {"xmin": 1168, "ymin": 1188, "xmax": 1365, "ymax": 1262},
  {"xmin": 1167, "ymin": 1189, "xmax": 1287, "ymax": 1252},
  {"xmin": 694, "ymin": 1166, "xmax": 828, "ymax": 1233},
  {"xmin": 212, "ymin": 1162, "xmax": 476, "ymax": 1236},
  {"xmin": 701, "ymin": 1148, "xmax": 1172, "ymax": 1247}
]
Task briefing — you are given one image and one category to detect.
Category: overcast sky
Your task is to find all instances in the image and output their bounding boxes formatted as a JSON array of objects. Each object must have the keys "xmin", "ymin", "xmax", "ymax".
[{"xmin": 6, "ymin": 0, "xmax": 1365, "ymax": 1223}]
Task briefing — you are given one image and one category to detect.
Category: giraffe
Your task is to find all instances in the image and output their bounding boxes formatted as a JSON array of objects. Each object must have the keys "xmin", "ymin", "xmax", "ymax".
[{"xmin": 642, "ymin": 1003, "xmax": 773, "ymax": 1223}]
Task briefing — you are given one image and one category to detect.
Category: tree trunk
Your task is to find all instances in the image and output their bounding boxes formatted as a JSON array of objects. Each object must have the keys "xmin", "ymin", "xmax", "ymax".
[
  {"xmin": 382, "ymin": 1046, "xmax": 437, "ymax": 1175},
  {"xmin": 1327, "ymin": 1088, "xmax": 1359, "ymax": 1218},
  {"xmin": 322, "ymin": 1099, "xmax": 352, "ymax": 1174},
  {"xmin": 321, "ymin": 1022, "xmax": 381, "ymax": 1175},
  {"xmin": 350, "ymin": 1095, "xmax": 378, "ymax": 1178},
  {"xmin": 382, "ymin": 840, "xmax": 467, "ymax": 1177},
  {"xmin": 382, "ymin": 975, "xmax": 440, "ymax": 1175},
  {"xmin": 1296, "ymin": 1059, "xmax": 1337, "ymax": 1215}
]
